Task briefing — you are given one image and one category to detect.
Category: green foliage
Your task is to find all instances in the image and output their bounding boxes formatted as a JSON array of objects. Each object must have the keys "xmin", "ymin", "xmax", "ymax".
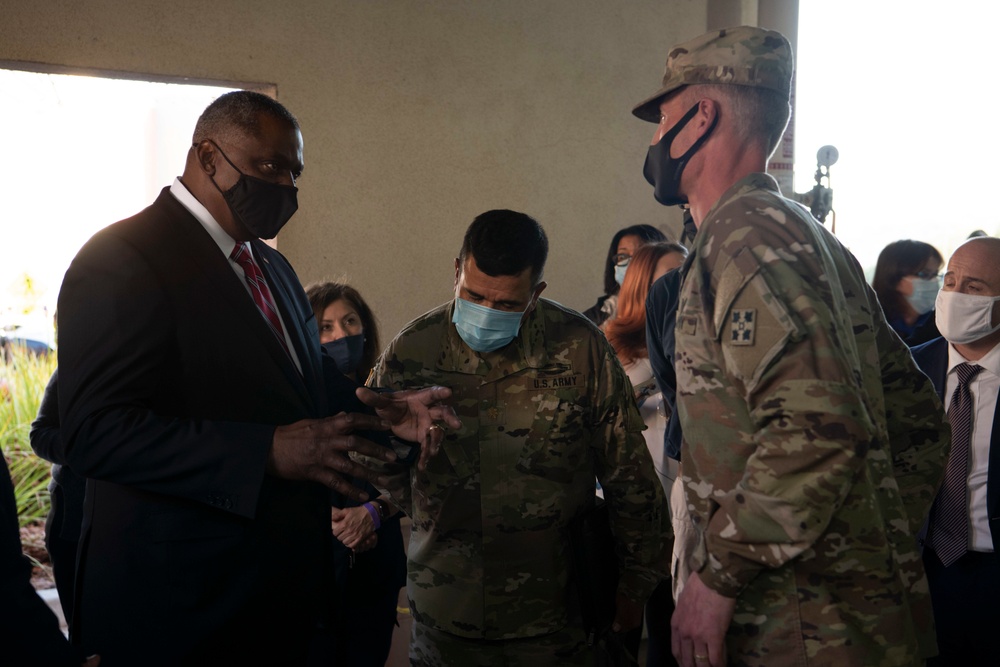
[{"xmin": 1, "ymin": 346, "xmax": 57, "ymax": 527}]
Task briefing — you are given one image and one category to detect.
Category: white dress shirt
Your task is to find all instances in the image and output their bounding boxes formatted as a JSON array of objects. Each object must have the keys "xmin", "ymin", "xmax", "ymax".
[
  {"xmin": 622, "ymin": 356, "xmax": 677, "ymax": 497},
  {"xmin": 170, "ymin": 178, "xmax": 302, "ymax": 374},
  {"xmin": 945, "ymin": 341, "xmax": 1000, "ymax": 551}
]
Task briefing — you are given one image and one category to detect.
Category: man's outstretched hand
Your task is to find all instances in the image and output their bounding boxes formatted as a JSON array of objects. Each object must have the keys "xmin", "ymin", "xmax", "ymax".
[
  {"xmin": 269, "ymin": 412, "xmax": 397, "ymax": 502},
  {"xmin": 356, "ymin": 386, "xmax": 462, "ymax": 470}
]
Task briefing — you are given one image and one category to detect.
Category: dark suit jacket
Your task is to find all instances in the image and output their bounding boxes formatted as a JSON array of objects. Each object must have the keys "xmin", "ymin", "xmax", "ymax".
[
  {"xmin": 30, "ymin": 369, "xmax": 86, "ymax": 543},
  {"xmin": 911, "ymin": 336, "xmax": 1000, "ymax": 551},
  {"xmin": 55, "ymin": 187, "xmax": 334, "ymax": 665}
]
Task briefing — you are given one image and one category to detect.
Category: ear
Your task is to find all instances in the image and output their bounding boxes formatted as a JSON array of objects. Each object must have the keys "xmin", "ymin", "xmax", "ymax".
[
  {"xmin": 528, "ymin": 281, "xmax": 548, "ymax": 310},
  {"xmin": 454, "ymin": 258, "xmax": 462, "ymax": 287},
  {"xmin": 520, "ymin": 281, "xmax": 547, "ymax": 325},
  {"xmin": 194, "ymin": 140, "xmax": 218, "ymax": 176},
  {"xmin": 694, "ymin": 98, "xmax": 719, "ymax": 136}
]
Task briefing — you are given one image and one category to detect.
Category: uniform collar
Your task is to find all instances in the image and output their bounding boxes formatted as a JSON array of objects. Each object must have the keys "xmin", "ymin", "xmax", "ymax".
[{"xmin": 679, "ymin": 172, "xmax": 782, "ymax": 282}]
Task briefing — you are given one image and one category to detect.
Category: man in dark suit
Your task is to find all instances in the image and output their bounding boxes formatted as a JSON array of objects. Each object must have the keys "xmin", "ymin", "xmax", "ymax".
[
  {"xmin": 911, "ymin": 236, "xmax": 1000, "ymax": 665},
  {"xmin": 54, "ymin": 91, "xmax": 457, "ymax": 666}
]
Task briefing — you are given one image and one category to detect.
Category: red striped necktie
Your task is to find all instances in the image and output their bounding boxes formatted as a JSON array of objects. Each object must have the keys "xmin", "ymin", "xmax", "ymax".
[{"xmin": 230, "ymin": 243, "xmax": 291, "ymax": 358}]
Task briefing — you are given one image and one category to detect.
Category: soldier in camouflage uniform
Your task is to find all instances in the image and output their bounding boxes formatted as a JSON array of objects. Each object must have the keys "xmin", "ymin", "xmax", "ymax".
[
  {"xmin": 366, "ymin": 210, "xmax": 669, "ymax": 665},
  {"xmin": 632, "ymin": 26, "xmax": 951, "ymax": 667}
]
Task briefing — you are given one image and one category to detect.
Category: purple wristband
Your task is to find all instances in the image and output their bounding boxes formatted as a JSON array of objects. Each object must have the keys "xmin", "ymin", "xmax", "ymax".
[{"xmin": 362, "ymin": 502, "xmax": 381, "ymax": 530}]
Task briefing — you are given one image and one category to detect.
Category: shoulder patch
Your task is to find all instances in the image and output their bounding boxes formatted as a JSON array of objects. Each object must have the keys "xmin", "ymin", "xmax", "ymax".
[
  {"xmin": 715, "ymin": 250, "xmax": 804, "ymax": 394},
  {"xmin": 729, "ymin": 309, "xmax": 756, "ymax": 346}
]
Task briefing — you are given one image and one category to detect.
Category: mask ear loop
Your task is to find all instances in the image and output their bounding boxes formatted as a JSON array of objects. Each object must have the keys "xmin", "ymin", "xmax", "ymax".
[
  {"xmin": 662, "ymin": 102, "xmax": 720, "ymax": 181},
  {"xmin": 201, "ymin": 140, "xmax": 246, "ymax": 198}
]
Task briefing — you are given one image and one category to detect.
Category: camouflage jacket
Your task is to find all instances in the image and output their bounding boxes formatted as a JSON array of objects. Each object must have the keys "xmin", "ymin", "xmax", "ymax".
[
  {"xmin": 675, "ymin": 173, "xmax": 950, "ymax": 666},
  {"xmin": 368, "ymin": 298, "xmax": 668, "ymax": 640}
]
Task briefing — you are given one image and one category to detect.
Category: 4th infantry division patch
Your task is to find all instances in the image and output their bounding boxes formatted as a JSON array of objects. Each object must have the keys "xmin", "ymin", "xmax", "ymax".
[{"xmin": 730, "ymin": 309, "xmax": 756, "ymax": 346}]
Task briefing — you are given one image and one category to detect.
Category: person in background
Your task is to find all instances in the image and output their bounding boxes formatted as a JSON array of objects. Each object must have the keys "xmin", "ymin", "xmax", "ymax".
[
  {"xmin": 583, "ymin": 224, "xmax": 666, "ymax": 326},
  {"xmin": 911, "ymin": 236, "xmax": 1000, "ymax": 665},
  {"xmin": 603, "ymin": 240, "xmax": 687, "ymax": 667},
  {"xmin": 603, "ymin": 242, "xmax": 688, "ymax": 498},
  {"xmin": 306, "ymin": 281, "xmax": 406, "ymax": 667},
  {"xmin": 644, "ymin": 211, "xmax": 698, "ymax": 604},
  {"xmin": 872, "ymin": 239, "xmax": 944, "ymax": 346},
  {"xmin": 29, "ymin": 369, "xmax": 85, "ymax": 632},
  {"xmin": 1, "ymin": 455, "xmax": 99, "ymax": 666},
  {"xmin": 308, "ymin": 282, "xmax": 382, "ymax": 383}
]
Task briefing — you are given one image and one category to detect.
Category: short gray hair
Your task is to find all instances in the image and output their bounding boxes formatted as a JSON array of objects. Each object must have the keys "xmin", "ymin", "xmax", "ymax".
[
  {"xmin": 680, "ymin": 84, "xmax": 790, "ymax": 158},
  {"xmin": 192, "ymin": 90, "xmax": 299, "ymax": 145}
]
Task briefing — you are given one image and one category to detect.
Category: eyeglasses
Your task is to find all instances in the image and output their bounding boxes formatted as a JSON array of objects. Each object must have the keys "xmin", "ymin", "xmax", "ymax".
[
  {"xmin": 913, "ymin": 269, "xmax": 943, "ymax": 280},
  {"xmin": 613, "ymin": 253, "xmax": 631, "ymax": 267}
]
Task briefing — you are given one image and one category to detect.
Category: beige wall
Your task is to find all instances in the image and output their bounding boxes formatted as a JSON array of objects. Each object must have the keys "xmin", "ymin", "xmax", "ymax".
[{"xmin": 1, "ymin": 1, "xmax": 717, "ymax": 339}]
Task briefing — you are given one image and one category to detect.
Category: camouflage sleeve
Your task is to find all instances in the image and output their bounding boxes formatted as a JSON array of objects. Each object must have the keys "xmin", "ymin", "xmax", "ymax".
[
  {"xmin": 870, "ymin": 286, "xmax": 950, "ymax": 536},
  {"xmin": 591, "ymin": 336, "xmax": 671, "ymax": 603},
  {"xmin": 696, "ymin": 249, "xmax": 886, "ymax": 597}
]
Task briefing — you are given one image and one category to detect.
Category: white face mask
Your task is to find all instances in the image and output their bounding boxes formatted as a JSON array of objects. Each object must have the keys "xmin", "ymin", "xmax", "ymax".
[
  {"xmin": 904, "ymin": 276, "xmax": 940, "ymax": 315},
  {"xmin": 935, "ymin": 290, "xmax": 1000, "ymax": 344}
]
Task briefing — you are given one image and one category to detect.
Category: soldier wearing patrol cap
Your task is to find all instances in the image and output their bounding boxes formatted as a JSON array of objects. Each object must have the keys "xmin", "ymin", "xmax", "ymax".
[
  {"xmin": 362, "ymin": 209, "xmax": 670, "ymax": 665},
  {"xmin": 634, "ymin": 26, "xmax": 951, "ymax": 667}
]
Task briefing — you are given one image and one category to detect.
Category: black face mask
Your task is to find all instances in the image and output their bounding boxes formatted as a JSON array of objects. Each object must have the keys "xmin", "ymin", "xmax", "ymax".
[
  {"xmin": 322, "ymin": 334, "xmax": 365, "ymax": 375},
  {"xmin": 208, "ymin": 142, "xmax": 299, "ymax": 239},
  {"xmin": 643, "ymin": 102, "xmax": 718, "ymax": 207}
]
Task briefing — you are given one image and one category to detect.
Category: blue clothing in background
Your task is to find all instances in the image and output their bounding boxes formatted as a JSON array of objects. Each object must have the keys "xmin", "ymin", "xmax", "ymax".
[{"xmin": 645, "ymin": 269, "xmax": 683, "ymax": 461}]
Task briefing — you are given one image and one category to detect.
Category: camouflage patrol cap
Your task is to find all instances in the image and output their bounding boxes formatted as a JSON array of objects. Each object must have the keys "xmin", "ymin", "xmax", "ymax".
[{"xmin": 632, "ymin": 26, "xmax": 793, "ymax": 123}]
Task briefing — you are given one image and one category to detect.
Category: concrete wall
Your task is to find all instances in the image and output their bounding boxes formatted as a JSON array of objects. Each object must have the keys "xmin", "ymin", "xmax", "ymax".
[{"xmin": 2, "ymin": 1, "xmax": 714, "ymax": 339}]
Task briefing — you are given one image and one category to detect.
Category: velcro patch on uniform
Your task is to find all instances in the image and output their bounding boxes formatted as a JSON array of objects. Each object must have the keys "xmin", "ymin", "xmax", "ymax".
[{"xmin": 729, "ymin": 309, "xmax": 756, "ymax": 346}]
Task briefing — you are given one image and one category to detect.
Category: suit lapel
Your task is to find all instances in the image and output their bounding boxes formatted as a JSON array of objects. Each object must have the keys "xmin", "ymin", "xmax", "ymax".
[
  {"xmin": 251, "ymin": 241, "xmax": 322, "ymax": 412},
  {"xmin": 158, "ymin": 192, "xmax": 316, "ymax": 412}
]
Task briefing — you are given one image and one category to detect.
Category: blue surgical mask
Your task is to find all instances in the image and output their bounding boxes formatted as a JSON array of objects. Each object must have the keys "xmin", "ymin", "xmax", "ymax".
[
  {"xmin": 452, "ymin": 298, "xmax": 525, "ymax": 352},
  {"xmin": 322, "ymin": 333, "xmax": 365, "ymax": 374},
  {"xmin": 905, "ymin": 277, "xmax": 940, "ymax": 316},
  {"xmin": 614, "ymin": 262, "xmax": 629, "ymax": 286}
]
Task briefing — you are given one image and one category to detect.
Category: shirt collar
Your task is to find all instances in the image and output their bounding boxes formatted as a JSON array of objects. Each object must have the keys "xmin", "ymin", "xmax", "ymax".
[
  {"xmin": 947, "ymin": 339, "xmax": 1000, "ymax": 378},
  {"xmin": 170, "ymin": 177, "xmax": 238, "ymax": 259}
]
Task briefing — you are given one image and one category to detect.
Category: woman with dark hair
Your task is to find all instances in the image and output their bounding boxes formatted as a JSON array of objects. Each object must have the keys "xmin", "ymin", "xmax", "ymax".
[
  {"xmin": 872, "ymin": 240, "xmax": 944, "ymax": 346},
  {"xmin": 583, "ymin": 224, "xmax": 667, "ymax": 326},
  {"xmin": 305, "ymin": 281, "xmax": 405, "ymax": 667},
  {"xmin": 306, "ymin": 281, "xmax": 381, "ymax": 382},
  {"xmin": 603, "ymin": 241, "xmax": 687, "ymax": 667}
]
